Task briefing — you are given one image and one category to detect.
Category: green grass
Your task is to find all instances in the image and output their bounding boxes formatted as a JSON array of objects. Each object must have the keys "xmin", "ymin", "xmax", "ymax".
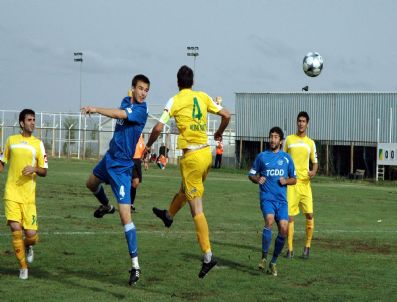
[{"xmin": 0, "ymin": 158, "xmax": 396, "ymax": 302}]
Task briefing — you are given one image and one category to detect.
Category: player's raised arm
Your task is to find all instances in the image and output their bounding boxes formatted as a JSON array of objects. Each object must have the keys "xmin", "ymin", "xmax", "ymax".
[{"xmin": 81, "ymin": 106, "xmax": 128, "ymax": 120}]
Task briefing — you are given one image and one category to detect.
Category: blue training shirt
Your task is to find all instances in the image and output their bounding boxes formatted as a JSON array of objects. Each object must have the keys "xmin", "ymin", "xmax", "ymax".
[
  {"xmin": 249, "ymin": 150, "xmax": 296, "ymax": 203},
  {"xmin": 107, "ymin": 97, "xmax": 148, "ymax": 162}
]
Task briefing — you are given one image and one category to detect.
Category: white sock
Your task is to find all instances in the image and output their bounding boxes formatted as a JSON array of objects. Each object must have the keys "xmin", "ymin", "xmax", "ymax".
[
  {"xmin": 131, "ymin": 256, "xmax": 140, "ymax": 269},
  {"xmin": 204, "ymin": 251, "xmax": 212, "ymax": 264}
]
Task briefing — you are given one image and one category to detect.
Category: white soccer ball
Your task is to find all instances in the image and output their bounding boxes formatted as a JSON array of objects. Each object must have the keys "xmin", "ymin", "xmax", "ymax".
[{"xmin": 303, "ymin": 52, "xmax": 323, "ymax": 77}]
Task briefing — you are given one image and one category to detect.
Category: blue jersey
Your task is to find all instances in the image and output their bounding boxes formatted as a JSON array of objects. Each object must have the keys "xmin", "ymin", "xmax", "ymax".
[
  {"xmin": 249, "ymin": 150, "xmax": 296, "ymax": 203},
  {"xmin": 107, "ymin": 97, "xmax": 148, "ymax": 163}
]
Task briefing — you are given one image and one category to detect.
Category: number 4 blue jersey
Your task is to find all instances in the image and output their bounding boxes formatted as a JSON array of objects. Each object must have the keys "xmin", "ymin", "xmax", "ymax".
[
  {"xmin": 107, "ymin": 97, "xmax": 148, "ymax": 163},
  {"xmin": 249, "ymin": 150, "xmax": 296, "ymax": 203}
]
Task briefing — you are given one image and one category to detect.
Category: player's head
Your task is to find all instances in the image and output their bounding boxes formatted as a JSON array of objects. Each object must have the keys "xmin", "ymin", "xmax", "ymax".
[
  {"xmin": 19, "ymin": 109, "xmax": 36, "ymax": 134},
  {"xmin": 131, "ymin": 74, "xmax": 150, "ymax": 103},
  {"xmin": 177, "ymin": 65, "xmax": 194, "ymax": 90},
  {"xmin": 269, "ymin": 126, "xmax": 284, "ymax": 151},
  {"xmin": 297, "ymin": 111, "xmax": 309, "ymax": 134}
]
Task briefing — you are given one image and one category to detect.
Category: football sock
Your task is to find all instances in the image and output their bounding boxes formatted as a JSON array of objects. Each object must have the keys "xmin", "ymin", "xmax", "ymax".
[
  {"xmin": 168, "ymin": 192, "xmax": 186, "ymax": 217},
  {"xmin": 12, "ymin": 231, "xmax": 27, "ymax": 269},
  {"xmin": 124, "ymin": 222, "xmax": 138, "ymax": 258},
  {"xmin": 24, "ymin": 233, "xmax": 39, "ymax": 246},
  {"xmin": 305, "ymin": 218, "xmax": 314, "ymax": 248},
  {"xmin": 193, "ymin": 213, "xmax": 211, "ymax": 253},
  {"xmin": 94, "ymin": 185, "xmax": 109, "ymax": 206},
  {"xmin": 204, "ymin": 251, "xmax": 213, "ymax": 264},
  {"xmin": 271, "ymin": 234, "xmax": 286, "ymax": 264},
  {"xmin": 288, "ymin": 221, "xmax": 294, "ymax": 251},
  {"xmin": 262, "ymin": 227, "xmax": 272, "ymax": 257},
  {"xmin": 130, "ymin": 187, "xmax": 137, "ymax": 206},
  {"xmin": 131, "ymin": 256, "xmax": 140, "ymax": 269}
]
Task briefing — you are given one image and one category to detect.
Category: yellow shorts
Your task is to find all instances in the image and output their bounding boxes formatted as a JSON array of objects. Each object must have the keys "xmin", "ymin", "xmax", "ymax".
[
  {"xmin": 180, "ymin": 146, "xmax": 212, "ymax": 201},
  {"xmin": 287, "ymin": 182, "xmax": 313, "ymax": 216},
  {"xmin": 4, "ymin": 199, "xmax": 38, "ymax": 230}
]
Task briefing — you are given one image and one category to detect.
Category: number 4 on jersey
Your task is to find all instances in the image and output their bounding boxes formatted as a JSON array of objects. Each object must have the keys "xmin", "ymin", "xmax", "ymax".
[{"xmin": 192, "ymin": 97, "xmax": 202, "ymax": 120}]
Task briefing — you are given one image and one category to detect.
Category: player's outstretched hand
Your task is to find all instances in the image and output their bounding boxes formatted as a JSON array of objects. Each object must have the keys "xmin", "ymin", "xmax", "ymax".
[{"xmin": 81, "ymin": 106, "xmax": 96, "ymax": 116}]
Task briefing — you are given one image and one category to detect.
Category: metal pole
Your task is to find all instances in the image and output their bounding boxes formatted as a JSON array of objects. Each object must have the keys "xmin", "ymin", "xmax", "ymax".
[
  {"xmin": 77, "ymin": 113, "xmax": 81, "ymax": 159},
  {"xmin": 376, "ymin": 118, "xmax": 380, "ymax": 181},
  {"xmin": 58, "ymin": 113, "xmax": 62, "ymax": 158}
]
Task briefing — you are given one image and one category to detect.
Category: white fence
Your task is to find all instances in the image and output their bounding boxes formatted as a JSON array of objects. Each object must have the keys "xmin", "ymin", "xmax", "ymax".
[{"xmin": 0, "ymin": 110, "xmax": 236, "ymax": 167}]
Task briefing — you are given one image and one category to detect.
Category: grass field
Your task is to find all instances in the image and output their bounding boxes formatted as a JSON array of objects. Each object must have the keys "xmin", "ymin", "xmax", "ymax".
[{"xmin": 0, "ymin": 158, "xmax": 396, "ymax": 302}]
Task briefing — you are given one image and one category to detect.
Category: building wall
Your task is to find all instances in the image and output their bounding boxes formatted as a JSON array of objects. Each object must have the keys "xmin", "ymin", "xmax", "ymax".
[{"xmin": 236, "ymin": 92, "xmax": 397, "ymax": 144}]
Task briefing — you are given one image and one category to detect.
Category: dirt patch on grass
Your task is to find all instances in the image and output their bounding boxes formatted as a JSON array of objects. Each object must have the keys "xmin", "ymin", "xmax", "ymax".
[{"xmin": 316, "ymin": 237, "xmax": 393, "ymax": 255}]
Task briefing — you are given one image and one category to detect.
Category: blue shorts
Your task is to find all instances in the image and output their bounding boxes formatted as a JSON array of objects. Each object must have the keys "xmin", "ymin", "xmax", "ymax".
[
  {"xmin": 93, "ymin": 153, "xmax": 133, "ymax": 204},
  {"xmin": 260, "ymin": 200, "xmax": 288, "ymax": 222}
]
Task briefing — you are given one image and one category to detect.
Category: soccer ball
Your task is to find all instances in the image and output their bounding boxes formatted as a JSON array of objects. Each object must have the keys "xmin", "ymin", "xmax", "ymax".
[{"xmin": 303, "ymin": 52, "xmax": 323, "ymax": 77}]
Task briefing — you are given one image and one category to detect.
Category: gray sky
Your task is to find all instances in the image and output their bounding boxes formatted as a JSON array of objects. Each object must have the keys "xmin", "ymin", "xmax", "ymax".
[{"xmin": 1, "ymin": 0, "xmax": 396, "ymax": 114}]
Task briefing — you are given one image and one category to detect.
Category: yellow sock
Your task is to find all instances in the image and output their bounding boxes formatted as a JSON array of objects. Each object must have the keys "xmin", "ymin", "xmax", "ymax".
[
  {"xmin": 12, "ymin": 231, "xmax": 27, "ymax": 269},
  {"xmin": 288, "ymin": 221, "xmax": 294, "ymax": 251},
  {"xmin": 168, "ymin": 192, "xmax": 186, "ymax": 217},
  {"xmin": 193, "ymin": 213, "xmax": 211, "ymax": 253},
  {"xmin": 24, "ymin": 233, "xmax": 39, "ymax": 246},
  {"xmin": 305, "ymin": 218, "xmax": 314, "ymax": 248}
]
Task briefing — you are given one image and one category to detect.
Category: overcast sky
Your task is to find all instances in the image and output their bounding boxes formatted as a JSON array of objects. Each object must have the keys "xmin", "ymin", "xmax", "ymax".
[{"xmin": 1, "ymin": 0, "xmax": 396, "ymax": 114}]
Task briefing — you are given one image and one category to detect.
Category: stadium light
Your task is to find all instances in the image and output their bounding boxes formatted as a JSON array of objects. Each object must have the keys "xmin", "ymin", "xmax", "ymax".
[
  {"xmin": 73, "ymin": 52, "xmax": 84, "ymax": 110},
  {"xmin": 186, "ymin": 46, "xmax": 199, "ymax": 74}
]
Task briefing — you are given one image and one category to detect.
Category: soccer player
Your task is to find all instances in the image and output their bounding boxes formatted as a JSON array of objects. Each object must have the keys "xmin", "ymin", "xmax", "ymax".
[
  {"xmin": 130, "ymin": 133, "xmax": 146, "ymax": 213},
  {"xmin": 283, "ymin": 111, "xmax": 318, "ymax": 259},
  {"xmin": 0, "ymin": 109, "xmax": 48, "ymax": 280},
  {"xmin": 143, "ymin": 65, "xmax": 231, "ymax": 278},
  {"xmin": 82, "ymin": 74, "xmax": 150, "ymax": 285},
  {"xmin": 249, "ymin": 127, "xmax": 296, "ymax": 276}
]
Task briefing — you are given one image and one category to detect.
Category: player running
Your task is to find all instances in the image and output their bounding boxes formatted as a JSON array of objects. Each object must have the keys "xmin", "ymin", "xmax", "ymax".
[
  {"xmin": 143, "ymin": 65, "xmax": 231, "ymax": 278},
  {"xmin": 283, "ymin": 111, "xmax": 318, "ymax": 259},
  {"xmin": 0, "ymin": 109, "xmax": 48, "ymax": 280},
  {"xmin": 82, "ymin": 74, "xmax": 149, "ymax": 285},
  {"xmin": 249, "ymin": 127, "xmax": 296, "ymax": 276}
]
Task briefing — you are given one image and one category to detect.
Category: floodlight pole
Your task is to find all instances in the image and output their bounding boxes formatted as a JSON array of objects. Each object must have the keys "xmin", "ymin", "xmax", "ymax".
[
  {"xmin": 187, "ymin": 46, "xmax": 199, "ymax": 74},
  {"xmin": 74, "ymin": 52, "xmax": 83, "ymax": 110}
]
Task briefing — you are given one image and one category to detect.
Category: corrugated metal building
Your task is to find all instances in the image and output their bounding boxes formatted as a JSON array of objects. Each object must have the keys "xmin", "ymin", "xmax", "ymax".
[{"xmin": 235, "ymin": 92, "xmax": 397, "ymax": 178}]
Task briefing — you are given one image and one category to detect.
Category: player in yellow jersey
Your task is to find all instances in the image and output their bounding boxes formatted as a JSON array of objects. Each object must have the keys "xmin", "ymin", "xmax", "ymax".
[
  {"xmin": 283, "ymin": 111, "xmax": 318, "ymax": 259},
  {"xmin": 0, "ymin": 109, "xmax": 48, "ymax": 280},
  {"xmin": 143, "ymin": 65, "xmax": 231, "ymax": 278}
]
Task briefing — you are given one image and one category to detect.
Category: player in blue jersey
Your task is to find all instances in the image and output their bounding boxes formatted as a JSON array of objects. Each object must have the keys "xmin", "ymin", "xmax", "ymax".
[
  {"xmin": 81, "ymin": 74, "xmax": 150, "ymax": 286},
  {"xmin": 248, "ymin": 127, "xmax": 296, "ymax": 276}
]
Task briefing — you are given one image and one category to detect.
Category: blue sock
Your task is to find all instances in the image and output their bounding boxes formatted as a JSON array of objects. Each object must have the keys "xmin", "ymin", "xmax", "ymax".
[
  {"xmin": 124, "ymin": 223, "xmax": 138, "ymax": 257},
  {"xmin": 94, "ymin": 185, "xmax": 109, "ymax": 206},
  {"xmin": 271, "ymin": 234, "xmax": 286, "ymax": 264},
  {"xmin": 262, "ymin": 227, "xmax": 272, "ymax": 258}
]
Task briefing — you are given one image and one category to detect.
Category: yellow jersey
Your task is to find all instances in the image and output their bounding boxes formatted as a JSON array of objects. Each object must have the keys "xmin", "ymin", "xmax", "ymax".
[
  {"xmin": 0, "ymin": 134, "xmax": 48, "ymax": 203},
  {"xmin": 159, "ymin": 89, "xmax": 222, "ymax": 149},
  {"xmin": 283, "ymin": 134, "xmax": 317, "ymax": 183}
]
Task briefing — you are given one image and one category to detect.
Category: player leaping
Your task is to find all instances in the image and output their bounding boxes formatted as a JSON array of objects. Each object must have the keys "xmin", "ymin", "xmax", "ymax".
[
  {"xmin": 82, "ymin": 74, "xmax": 150, "ymax": 285},
  {"xmin": 143, "ymin": 65, "xmax": 231, "ymax": 278}
]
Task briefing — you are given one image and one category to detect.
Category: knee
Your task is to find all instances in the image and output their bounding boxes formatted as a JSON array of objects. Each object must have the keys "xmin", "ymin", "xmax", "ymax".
[{"xmin": 25, "ymin": 232, "xmax": 39, "ymax": 246}]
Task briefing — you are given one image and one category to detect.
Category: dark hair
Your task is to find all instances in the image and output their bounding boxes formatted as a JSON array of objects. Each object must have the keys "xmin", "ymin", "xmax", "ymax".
[
  {"xmin": 177, "ymin": 65, "xmax": 194, "ymax": 89},
  {"xmin": 269, "ymin": 126, "xmax": 284, "ymax": 140},
  {"xmin": 297, "ymin": 111, "xmax": 310, "ymax": 123},
  {"xmin": 131, "ymin": 74, "xmax": 150, "ymax": 88},
  {"xmin": 19, "ymin": 109, "xmax": 35, "ymax": 128}
]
